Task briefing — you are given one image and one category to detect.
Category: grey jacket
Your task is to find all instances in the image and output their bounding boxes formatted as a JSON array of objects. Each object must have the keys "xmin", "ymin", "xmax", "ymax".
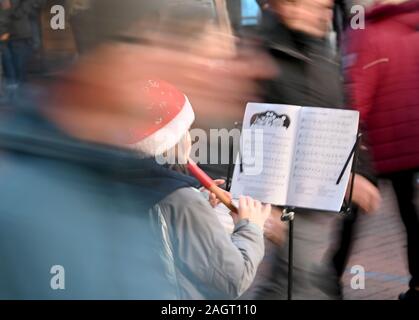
[{"xmin": 154, "ymin": 187, "xmax": 265, "ymax": 299}]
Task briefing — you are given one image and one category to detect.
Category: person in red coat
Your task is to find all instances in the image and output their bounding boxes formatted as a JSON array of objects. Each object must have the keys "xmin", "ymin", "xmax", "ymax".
[{"xmin": 345, "ymin": 0, "xmax": 419, "ymax": 300}]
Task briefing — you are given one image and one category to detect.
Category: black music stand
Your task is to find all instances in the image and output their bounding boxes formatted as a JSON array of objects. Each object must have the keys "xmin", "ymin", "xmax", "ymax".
[{"xmin": 226, "ymin": 132, "xmax": 363, "ymax": 300}]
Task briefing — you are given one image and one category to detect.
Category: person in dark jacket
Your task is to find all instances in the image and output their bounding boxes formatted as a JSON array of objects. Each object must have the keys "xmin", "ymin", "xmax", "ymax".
[
  {"xmin": 345, "ymin": 0, "xmax": 419, "ymax": 301},
  {"xmin": 2, "ymin": 0, "xmax": 43, "ymax": 91},
  {"xmin": 241, "ymin": 0, "xmax": 381, "ymax": 300}
]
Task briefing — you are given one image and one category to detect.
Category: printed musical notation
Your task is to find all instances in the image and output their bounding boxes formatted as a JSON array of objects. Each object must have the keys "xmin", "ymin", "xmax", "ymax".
[
  {"xmin": 287, "ymin": 107, "xmax": 359, "ymax": 210},
  {"xmin": 231, "ymin": 103, "xmax": 359, "ymax": 212}
]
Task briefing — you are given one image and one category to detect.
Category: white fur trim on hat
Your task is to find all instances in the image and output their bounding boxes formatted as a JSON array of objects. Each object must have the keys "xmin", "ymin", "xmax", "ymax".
[{"xmin": 131, "ymin": 96, "xmax": 195, "ymax": 157}]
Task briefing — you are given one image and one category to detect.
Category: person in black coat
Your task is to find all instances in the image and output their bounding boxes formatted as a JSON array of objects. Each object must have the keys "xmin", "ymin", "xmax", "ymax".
[
  {"xmin": 241, "ymin": 0, "xmax": 381, "ymax": 300},
  {"xmin": 2, "ymin": 0, "xmax": 46, "ymax": 92}
]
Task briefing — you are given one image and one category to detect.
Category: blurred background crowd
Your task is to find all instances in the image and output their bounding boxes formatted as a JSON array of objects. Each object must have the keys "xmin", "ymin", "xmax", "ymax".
[{"xmin": 0, "ymin": 0, "xmax": 417, "ymax": 300}]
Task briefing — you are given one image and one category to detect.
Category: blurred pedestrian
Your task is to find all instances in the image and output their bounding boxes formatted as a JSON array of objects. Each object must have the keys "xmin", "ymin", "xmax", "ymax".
[
  {"xmin": 2, "ymin": 0, "xmax": 42, "ymax": 95},
  {"xmin": 345, "ymin": 0, "xmax": 419, "ymax": 301},
  {"xmin": 0, "ymin": 0, "xmax": 276, "ymax": 299},
  {"xmin": 241, "ymin": 0, "xmax": 381, "ymax": 300}
]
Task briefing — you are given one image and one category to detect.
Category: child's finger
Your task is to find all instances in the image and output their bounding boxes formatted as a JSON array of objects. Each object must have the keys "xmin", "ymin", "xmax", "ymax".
[
  {"xmin": 222, "ymin": 190, "xmax": 233, "ymax": 201},
  {"xmin": 239, "ymin": 196, "xmax": 247, "ymax": 209},
  {"xmin": 209, "ymin": 193, "xmax": 221, "ymax": 207},
  {"xmin": 246, "ymin": 196, "xmax": 253, "ymax": 208},
  {"xmin": 229, "ymin": 211, "xmax": 239, "ymax": 224},
  {"xmin": 263, "ymin": 204, "xmax": 272, "ymax": 215},
  {"xmin": 213, "ymin": 179, "xmax": 225, "ymax": 186}
]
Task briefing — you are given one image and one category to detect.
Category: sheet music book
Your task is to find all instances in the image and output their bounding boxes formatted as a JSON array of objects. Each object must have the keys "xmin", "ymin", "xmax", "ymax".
[{"xmin": 230, "ymin": 103, "xmax": 360, "ymax": 212}]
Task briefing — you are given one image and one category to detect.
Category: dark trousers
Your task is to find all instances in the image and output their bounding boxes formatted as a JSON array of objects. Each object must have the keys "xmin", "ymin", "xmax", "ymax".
[
  {"xmin": 2, "ymin": 39, "xmax": 33, "ymax": 85},
  {"xmin": 387, "ymin": 169, "xmax": 419, "ymax": 289},
  {"xmin": 332, "ymin": 207, "xmax": 359, "ymax": 278}
]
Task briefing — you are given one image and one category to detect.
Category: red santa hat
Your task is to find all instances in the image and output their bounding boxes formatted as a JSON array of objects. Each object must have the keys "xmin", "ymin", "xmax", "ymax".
[{"xmin": 126, "ymin": 79, "xmax": 195, "ymax": 157}]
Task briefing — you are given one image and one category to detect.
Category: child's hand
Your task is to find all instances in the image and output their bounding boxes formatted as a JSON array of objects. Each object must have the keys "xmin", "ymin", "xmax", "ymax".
[
  {"xmin": 232, "ymin": 196, "xmax": 271, "ymax": 229},
  {"xmin": 346, "ymin": 174, "xmax": 381, "ymax": 214},
  {"xmin": 264, "ymin": 207, "xmax": 288, "ymax": 247},
  {"xmin": 200, "ymin": 179, "xmax": 232, "ymax": 208},
  {"xmin": 0, "ymin": 33, "xmax": 10, "ymax": 42}
]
